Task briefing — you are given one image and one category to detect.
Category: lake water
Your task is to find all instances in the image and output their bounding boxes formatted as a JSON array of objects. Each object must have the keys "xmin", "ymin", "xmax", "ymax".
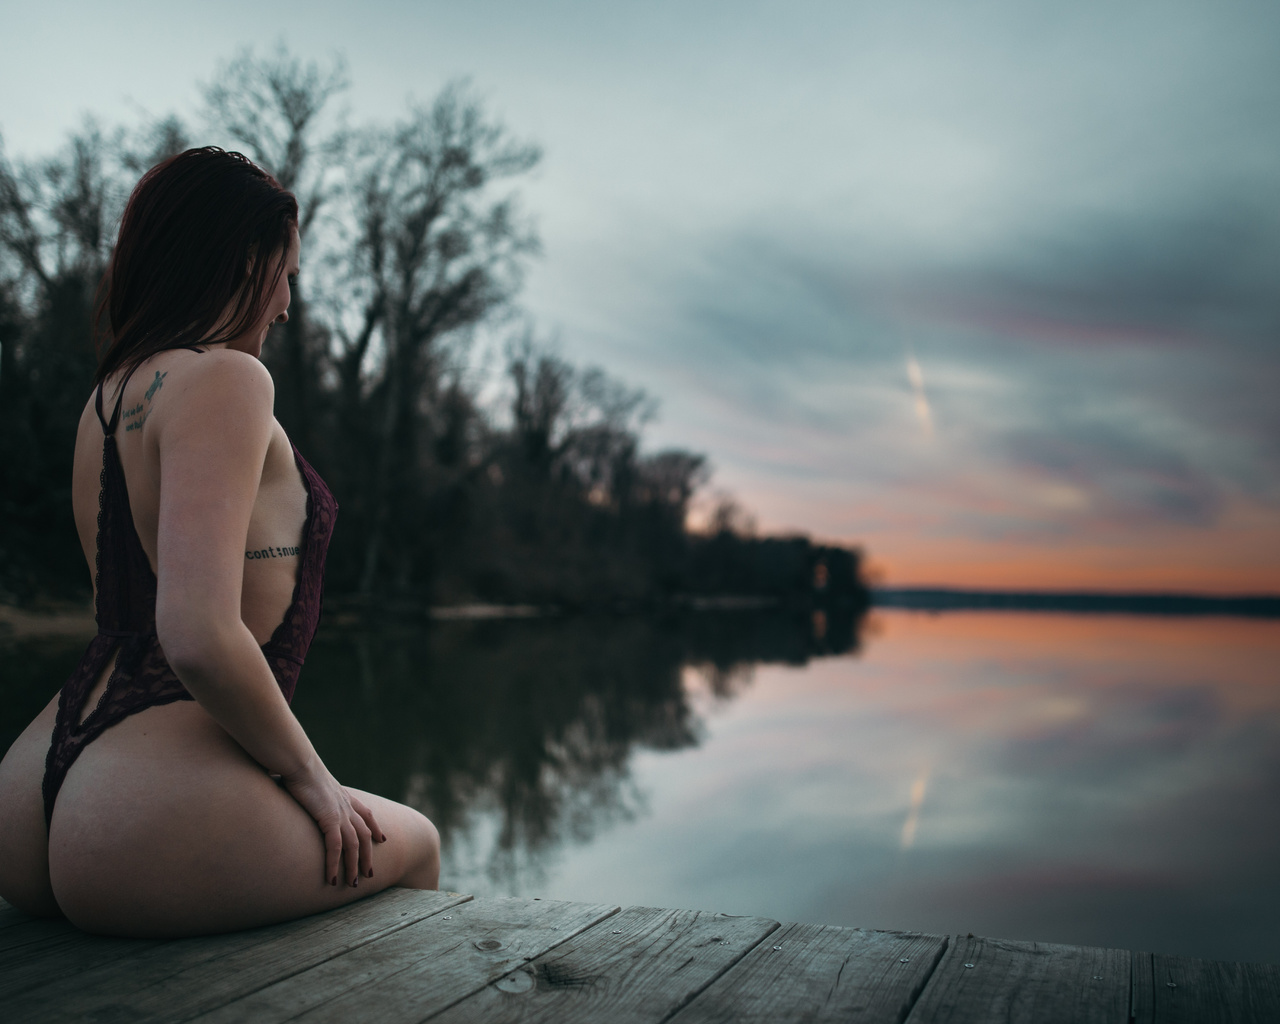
[{"xmin": 4, "ymin": 606, "xmax": 1277, "ymax": 962}]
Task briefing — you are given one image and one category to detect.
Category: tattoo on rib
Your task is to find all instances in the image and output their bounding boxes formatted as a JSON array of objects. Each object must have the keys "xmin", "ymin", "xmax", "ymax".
[{"xmin": 246, "ymin": 545, "xmax": 301, "ymax": 560}]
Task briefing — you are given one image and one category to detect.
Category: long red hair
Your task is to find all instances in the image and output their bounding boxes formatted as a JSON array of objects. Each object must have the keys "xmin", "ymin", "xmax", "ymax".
[{"xmin": 93, "ymin": 147, "xmax": 298, "ymax": 387}]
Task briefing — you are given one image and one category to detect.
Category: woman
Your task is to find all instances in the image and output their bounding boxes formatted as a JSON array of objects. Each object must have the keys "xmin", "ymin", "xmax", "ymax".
[{"xmin": 0, "ymin": 148, "xmax": 440, "ymax": 937}]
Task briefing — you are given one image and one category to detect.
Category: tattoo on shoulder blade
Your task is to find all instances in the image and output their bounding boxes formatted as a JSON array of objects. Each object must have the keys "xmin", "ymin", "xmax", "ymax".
[
  {"xmin": 124, "ymin": 371, "xmax": 169, "ymax": 431},
  {"xmin": 123, "ymin": 403, "xmax": 147, "ymax": 431}
]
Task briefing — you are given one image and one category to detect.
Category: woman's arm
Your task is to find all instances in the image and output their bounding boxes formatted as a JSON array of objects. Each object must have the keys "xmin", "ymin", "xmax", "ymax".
[{"xmin": 151, "ymin": 351, "xmax": 382, "ymax": 887}]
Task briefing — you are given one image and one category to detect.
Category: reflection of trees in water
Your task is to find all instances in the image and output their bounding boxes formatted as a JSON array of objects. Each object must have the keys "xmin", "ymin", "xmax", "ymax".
[
  {"xmin": 292, "ymin": 607, "xmax": 864, "ymax": 891},
  {"xmin": 0, "ymin": 605, "xmax": 863, "ymax": 890}
]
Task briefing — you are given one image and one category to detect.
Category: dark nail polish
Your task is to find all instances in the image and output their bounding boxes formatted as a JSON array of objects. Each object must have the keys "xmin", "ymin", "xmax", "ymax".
[
  {"xmin": 367, "ymin": 868, "xmax": 374, "ymax": 878},
  {"xmin": 352, "ymin": 877, "xmax": 359, "ymax": 888},
  {"xmin": 330, "ymin": 876, "xmax": 337, "ymax": 886}
]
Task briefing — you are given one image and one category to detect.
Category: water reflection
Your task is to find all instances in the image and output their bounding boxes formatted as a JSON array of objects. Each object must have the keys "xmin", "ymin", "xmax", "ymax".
[
  {"xmin": 290, "ymin": 606, "xmax": 862, "ymax": 892},
  {"xmin": 292, "ymin": 609, "xmax": 1280, "ymax": 962}
]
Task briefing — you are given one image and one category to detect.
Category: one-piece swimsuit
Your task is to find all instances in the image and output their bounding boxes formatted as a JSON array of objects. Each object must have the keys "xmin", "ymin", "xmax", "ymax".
[{"xmin": 41, "ymin": 379, "xmax": 338, "ymax": 829}]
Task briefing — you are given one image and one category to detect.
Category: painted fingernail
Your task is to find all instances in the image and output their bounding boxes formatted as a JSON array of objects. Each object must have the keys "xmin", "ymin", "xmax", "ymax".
[
  {"xmin": 352, "ymin": 878, "xmax": 359, "ymax": 888},
  {"xmin": 367, "ymin": 868, "xmax": 374, "ymax": 878},
  {"xmin": 330, "ymin": 876, "xmax": 337, "ymax": 886}
]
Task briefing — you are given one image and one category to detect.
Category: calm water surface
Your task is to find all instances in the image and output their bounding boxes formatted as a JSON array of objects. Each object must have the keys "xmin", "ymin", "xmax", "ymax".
[{"xmin": 4, "ymin": 607, "xmax": 1277, "ymax": 962}]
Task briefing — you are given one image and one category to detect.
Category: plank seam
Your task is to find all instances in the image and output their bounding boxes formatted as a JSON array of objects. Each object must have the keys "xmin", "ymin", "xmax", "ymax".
[
  {"xmin": 1132, "ymin": 949, "xmax": 1155, "ymax": 1024},
  {"xmin": 416, "ymin": 903, "xmax": 623, "ymax": 1023},
  {"xmin": 896, "ymin": 933, "xmax": 950, "ymax": 1024},
  {"xmin": 653, "ymin": 917, "xmax": 783, "ymax": 1024},
  {"xmin": 172, "ymin": 893, "xmax": 474, "ymax": 1023},
  {"xmin": 1127, "ymin": 950, "xmax": 1135, "ymax": 1024}
]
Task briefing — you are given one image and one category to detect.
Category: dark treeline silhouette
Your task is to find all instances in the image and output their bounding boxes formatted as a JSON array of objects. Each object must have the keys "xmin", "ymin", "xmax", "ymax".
[{"xmin": 0, "ymin": 45, "xmax": 867, "ymax": 612}]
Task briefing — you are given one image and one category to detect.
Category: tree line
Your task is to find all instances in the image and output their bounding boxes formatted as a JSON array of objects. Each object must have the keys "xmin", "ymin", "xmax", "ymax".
[{"xmin": 0, "ymin": 46, "xmax": 867, "ymax": 612}]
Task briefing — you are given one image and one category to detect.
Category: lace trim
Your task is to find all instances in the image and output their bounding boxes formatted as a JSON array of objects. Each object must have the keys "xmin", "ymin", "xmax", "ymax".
[{"xmin": 93, "ymin": 440, "xmax": 108, "ymax": 619}]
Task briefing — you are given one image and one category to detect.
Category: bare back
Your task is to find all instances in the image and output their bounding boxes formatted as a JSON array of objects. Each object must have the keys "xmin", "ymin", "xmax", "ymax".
[{"xmin": 72, "ymin": 347, "xmax": 307, "ymax": 649}]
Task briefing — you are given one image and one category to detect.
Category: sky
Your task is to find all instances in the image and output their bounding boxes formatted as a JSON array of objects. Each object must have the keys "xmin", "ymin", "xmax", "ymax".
[{"xmin": 3, "ymin": 0, "xmax": 1278, "ymax": 592}]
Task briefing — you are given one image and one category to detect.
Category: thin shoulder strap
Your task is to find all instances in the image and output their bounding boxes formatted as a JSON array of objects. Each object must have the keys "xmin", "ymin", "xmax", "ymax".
[{"xmin": 94, "ymin": 382, "xmax": 126, "ymax": 437}]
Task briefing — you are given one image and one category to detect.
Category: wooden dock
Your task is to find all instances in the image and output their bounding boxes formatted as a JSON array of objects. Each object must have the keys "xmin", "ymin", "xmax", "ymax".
[{"xmin": 3, "ymin": 889, "xmax": 1278, "ymax": 1022}]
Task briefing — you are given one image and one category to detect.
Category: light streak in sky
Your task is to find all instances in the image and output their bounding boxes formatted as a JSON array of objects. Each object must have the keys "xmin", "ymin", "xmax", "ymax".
[
  {"xmin": 900, "ymin": 766, "xmax": 930, "ymax": 850},
  {"xmin": 905, "ymin": 346, "xmax": 934, "ymax": 437}
]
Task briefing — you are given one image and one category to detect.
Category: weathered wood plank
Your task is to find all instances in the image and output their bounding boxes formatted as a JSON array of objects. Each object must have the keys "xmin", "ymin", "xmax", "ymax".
[
  {"xmin": 0, "ymin": 897, "xmax": 32, "ymax": 928},
  {"xmin": 0, "ymin": 919, "xmax": 160, "ymax": 1000},
  {"xmin": 1132, "ymin": 951, "xmax": 1280, "ymax": 1024},
  {"xmin": 668, "ymin": 922, "xmax": 947, "ymax": 1024},
  {"xmin": 905, "ymin": 934, "xmax": 1129, "ymax": 1024},
  {"xmin": 429, "ymin": 904, "xmax": 780, "ymax": 1024},
  {"xmin": 193, "ymin": 894, "xmax": 619, "ymax": 1024},
  {"xmin": 8, "ymin": 888, "xmax": 468, "ymax": 1024},
  {"xmin": 6, "ymin": 890, "xmax": 1277, "ymax": 1024},
  {"xmin": 0, "ymin": 915, "xmax": 97, "ymax": 955}
]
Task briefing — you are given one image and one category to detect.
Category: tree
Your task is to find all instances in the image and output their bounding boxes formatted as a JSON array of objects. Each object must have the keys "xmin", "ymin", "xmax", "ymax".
[
  {"xmin": 330, "ymin": 84, "xmax": 542, "ymax": 597},
  {"xmin": 199, "ymin": 50, "xmax": 545, "ymax": 599},
  {"xmin": 202, "ymin": 45, "xmax": 349, "ymax": 453},
  {"xmin": 0, "ymin": 46, "xmax": 861, "ymax": 611},
  {"xmin": 0, "ymin": 125, "xmax": 127, "ymax": 600}
]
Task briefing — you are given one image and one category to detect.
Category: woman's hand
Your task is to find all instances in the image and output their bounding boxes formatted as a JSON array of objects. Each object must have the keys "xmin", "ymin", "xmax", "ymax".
[{"xmin": 281, "ymin": 760, "xmax": 387, "ymax": 887}]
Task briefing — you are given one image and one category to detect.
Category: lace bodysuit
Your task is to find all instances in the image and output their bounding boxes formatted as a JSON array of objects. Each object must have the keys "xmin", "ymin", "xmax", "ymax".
[{"xmin": 41, "ymin": 380, "xmax": 338, "ymax": 828}]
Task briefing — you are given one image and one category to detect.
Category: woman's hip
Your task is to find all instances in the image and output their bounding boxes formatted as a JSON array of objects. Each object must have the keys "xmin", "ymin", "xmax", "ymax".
[{"xmin": 45, "ymin": 703, "xmax": 346, "ymax": 935}]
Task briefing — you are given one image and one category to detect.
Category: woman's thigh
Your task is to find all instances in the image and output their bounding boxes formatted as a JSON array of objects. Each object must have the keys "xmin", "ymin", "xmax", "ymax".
[{"xmin": 48, "ymin": 703, "xmax": 439, "ymax": 938}]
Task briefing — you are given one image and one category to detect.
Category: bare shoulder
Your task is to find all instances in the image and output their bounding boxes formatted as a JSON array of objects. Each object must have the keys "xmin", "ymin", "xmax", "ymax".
[
  {"xmin": 79, "ymin": 348, "xmax": 274, "ymax": 427},
  {"xmin": 155, "ymin": 348, "xmax": 274, "ymax": 406},
  {"xmin": 144, "ymin": 349, "xmax": 275, "ymax": 440}
]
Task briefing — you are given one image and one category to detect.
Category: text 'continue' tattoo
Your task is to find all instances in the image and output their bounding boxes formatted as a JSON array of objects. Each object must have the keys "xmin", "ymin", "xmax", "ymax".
[{"xmin": 246, "ymin": 546, "xmax": 300, "ymax": 560}]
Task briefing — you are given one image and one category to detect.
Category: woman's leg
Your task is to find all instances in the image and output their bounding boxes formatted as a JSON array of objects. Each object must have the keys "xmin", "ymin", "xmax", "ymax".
[{"xmin": 47, "ymin": 701, "xmax": 439, "ymax": 938}]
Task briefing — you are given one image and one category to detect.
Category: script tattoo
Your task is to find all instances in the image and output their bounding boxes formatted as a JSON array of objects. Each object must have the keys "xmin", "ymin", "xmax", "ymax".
[
  {"xmin": 245, "ymin": 545, "xmax": 301, "ymax": 560},
  {"xmin": 124, "ymin": 371, "xmax": 169, "ymax": 432},
  {"xmin": 122, "ymin": 402, "xmax": 147, "ymax": 432}
]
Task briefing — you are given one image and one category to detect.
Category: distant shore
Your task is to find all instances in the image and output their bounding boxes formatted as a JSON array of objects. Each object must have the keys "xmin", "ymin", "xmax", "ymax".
[
  {"xmin": 872, "ymin": 587, "xmax": 1280, "ymax": 618},
  {"xmin": 0, "ymin": 602, "xmax": 97, "ymax": 639},
  {"xmin": 5, "ymin": 586, "xmax": 1278, "ymax": 640}
]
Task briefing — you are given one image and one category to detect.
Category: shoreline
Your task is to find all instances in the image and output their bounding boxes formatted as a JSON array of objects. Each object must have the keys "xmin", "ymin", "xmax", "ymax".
[{"xmin": 6, "ymin": 583, "xmax": 1278, "ymax": 639}]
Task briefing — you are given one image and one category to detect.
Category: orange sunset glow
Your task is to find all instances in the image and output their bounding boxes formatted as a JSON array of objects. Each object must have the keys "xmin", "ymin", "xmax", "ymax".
[{"xmin": 853, "ymin": 498, "xmax": 1280, "ymax": 594}]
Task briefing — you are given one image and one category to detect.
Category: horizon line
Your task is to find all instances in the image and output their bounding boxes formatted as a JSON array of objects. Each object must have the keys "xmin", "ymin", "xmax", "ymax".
[{"xmin": 869, "ymin": 586, "xmax": 1280, "ymax": 619}]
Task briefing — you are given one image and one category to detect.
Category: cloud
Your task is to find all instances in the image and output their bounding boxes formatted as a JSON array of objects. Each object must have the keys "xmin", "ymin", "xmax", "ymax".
[{"xmin": 901, "ymin": 199, "xmax": 1280, "ymax": 350}]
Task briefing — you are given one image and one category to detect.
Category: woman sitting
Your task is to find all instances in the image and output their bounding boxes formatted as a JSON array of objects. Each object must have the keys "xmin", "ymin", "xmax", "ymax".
[{"xmin": 0, "ymin": 147, "xmax": 440, "ymax": 937}]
